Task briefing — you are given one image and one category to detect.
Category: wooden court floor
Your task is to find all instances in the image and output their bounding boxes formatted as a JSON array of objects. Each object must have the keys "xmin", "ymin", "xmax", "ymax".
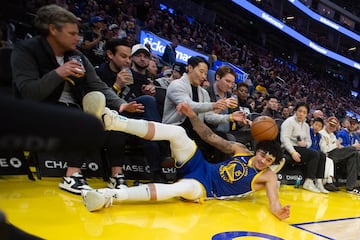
[{"xmin": 0, "ymin": 175, "xmax": 359, "ymax": 240}]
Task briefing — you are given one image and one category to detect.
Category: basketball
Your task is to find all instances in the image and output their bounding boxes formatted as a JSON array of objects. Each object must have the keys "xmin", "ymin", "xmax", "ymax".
[{"xmin": 250, "ymin": 116, "xmax": 278, "ymax": 141}]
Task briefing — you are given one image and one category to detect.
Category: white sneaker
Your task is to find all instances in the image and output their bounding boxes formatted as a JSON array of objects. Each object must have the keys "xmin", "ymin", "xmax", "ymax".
[
  {"xmin": 102, "ymin": 108, "xmax": 128, "ymax": 131},
  {"xmin": 82, "ymin": 91, "xmax": 128, "ymax": 131},
  {"xmin": 269, "ymin": 158, "xmax": 286, "ymax": 174},
  {"xmin": 58, "ymin": 172, "xmax": 92, "ymax": 194},
  {"xmin": 81, "ymin": 189, "xmax": 115, "ymax": 212},
  {"xmin": 82, "ymin": 91, "xmax": 106, "ymax": 119},
  {"xmin": 315, "ymin": 180, "xmax": 329, "ymax": 194},
  {"xmin": 303, "ymin": 179, "xmax": 321, "ymax": 193}
]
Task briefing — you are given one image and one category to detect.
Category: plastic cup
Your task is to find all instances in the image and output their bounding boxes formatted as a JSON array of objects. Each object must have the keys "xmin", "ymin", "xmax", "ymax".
[
  {"xmin": 122, "ymin": 67, "xmax": 134, "ymax": 85},
  {"xmin": 68, "ymin": 55, "xmax": 85, "ymax": 77}
]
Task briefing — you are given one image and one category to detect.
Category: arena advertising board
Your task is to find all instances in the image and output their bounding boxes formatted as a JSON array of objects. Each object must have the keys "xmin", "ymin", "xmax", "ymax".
[{"xmin": 139, "ymin": 30, "xmax": 209, "ymax": 64}]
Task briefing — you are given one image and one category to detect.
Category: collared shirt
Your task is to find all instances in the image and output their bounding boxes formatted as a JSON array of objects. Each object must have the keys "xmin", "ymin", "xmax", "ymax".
[{"xmin": 280, "ymin": 115, "xmax": 312, "ymax": 153}]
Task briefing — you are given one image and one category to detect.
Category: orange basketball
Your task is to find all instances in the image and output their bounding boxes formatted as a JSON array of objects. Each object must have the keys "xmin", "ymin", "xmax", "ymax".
[{"xmin": 250, "ymin": 116, "xmax": 279, "ymax": 141}]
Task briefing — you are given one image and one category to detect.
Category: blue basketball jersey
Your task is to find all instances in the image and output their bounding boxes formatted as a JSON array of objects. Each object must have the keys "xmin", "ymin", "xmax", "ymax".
[{"xmin": 178, "ymin": 148, "xmax": 263, "ymax": 199}]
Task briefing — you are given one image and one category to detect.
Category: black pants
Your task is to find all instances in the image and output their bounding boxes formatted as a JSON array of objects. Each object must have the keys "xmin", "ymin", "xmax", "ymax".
[
  {"xmin": 328, "ymin": 146, "xmax": 359, "ymax": 189},
  {"xmin": 289, "ymin": 146, "xmax": 326, "ymax": 179}
]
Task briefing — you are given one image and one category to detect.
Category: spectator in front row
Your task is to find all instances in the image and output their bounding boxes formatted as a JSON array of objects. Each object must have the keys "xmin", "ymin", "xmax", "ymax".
[
  {"xmin": 319, "ymin": 117, "xmax": 360, "ymax": 195},
  {"xmin": 336, "ymin": 116, "xmax": 360, "ymax": 149},
  {"xmin": 162, "ymin": 56, "xmax": 245, "ymax": 163},
  {"xmin": 11, "ymin": 5, "xmax": 142, "ymax": 194},
  {"xmin": 280, "ymin": 102, "xmax": 328, "ymax": 193},
  {"xmin": 309, "ymin": 118, "xmax": 338, "ymax": 191}
]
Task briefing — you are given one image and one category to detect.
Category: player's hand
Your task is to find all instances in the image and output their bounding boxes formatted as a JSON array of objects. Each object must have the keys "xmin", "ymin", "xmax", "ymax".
[
  {"xmin": 119, "ymin": 101, "xmax": 144, "ymax": 113},
  {"xmin": 274, "ymin": 205, "xmax": 290, "ymax": 220},
  {"xmin": 176, "ymin": 102, "xmax": 195, "ymax": 118}
]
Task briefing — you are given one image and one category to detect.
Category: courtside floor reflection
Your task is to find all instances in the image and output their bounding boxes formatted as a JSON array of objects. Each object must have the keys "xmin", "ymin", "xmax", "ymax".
[{"xmin": 0, "ymin": 176, "xmax": 359, "ymax": 239}]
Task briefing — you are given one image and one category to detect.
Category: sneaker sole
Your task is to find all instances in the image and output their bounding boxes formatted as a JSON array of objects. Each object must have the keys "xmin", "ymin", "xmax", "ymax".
[
  {"xmin": 83, "ymin": 191, "xmax": 106, "ymax": 212},
  {"xmin": 58, "ymin": 183, "xmax": 82, "ymax": 195},
  {"xmin": 82, "ymin": 91, "xmax": 106, "ymax": 119},
  {"xmin": 347, "ymin": 190, "xmax": 360, "ymax": 196}
]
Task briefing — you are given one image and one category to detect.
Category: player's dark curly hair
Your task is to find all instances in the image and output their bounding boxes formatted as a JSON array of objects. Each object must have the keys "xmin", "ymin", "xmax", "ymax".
[{"xmin": 255, "ymin": 140, "xmax": 283, "ymax": 164}]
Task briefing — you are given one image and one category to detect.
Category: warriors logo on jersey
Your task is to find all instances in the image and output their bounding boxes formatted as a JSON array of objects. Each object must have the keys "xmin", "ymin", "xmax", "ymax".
[{"xmin": 219, "ymin": 158, "xmax": 248, "ymax": 184}]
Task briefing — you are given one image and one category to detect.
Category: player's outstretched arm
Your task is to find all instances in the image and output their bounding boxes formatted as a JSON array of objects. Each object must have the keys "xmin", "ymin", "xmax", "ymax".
[
  {"xmin": 253, "ymin": 170, "xmax": 290, "ymax": 220},
  {"xmin": 177, "ymin": 103, "xmax": 233, "ymax": 154}
]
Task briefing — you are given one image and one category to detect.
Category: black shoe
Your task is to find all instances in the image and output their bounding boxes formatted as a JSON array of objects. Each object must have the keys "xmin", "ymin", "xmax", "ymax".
[
  {"xmin": 107, "ymin": 173, "xmax": 127, "ymax": 189},
  {"xmin": 324, "ymin": 183, "xmax": 339, "ymax": 192},
  {"xmin": 346, "ymin": 186, "xmax": 360, "ymax": 195},
  {"xmin": 58, "ymin": 172, "xmax": 92, "ymax": 194}
]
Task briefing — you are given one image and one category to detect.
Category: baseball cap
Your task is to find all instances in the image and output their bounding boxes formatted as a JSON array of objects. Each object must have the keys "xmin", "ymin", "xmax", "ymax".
[
  {"xmin": 173, "ymin": 62, "xmax": 186, "ymax": 75},
  {"xmin": 164, "ymin": 69, "xmax": 172, "ymax": 76},
  {"xmin": 131, "ymin": 44, "xmax": 150, "ymax": 56},
  {"xmin": 328, "ymin": 116, "xmax": 339, "ymax": 126},
  {"xmin": 90, "ymin": 16, "xmax": 104, "ymax": 24},
  {"xmin": 349, "ymin": 116, "xmax": 358, "ymax": 123},
  {"xmin": 109, "ymin": 24, "xmax": 119, "ymax": 31}
]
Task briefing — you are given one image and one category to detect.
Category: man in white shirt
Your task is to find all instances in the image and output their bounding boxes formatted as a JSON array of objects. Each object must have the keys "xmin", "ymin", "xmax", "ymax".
[{"xmin": 319, "ymin": 116, "xmax": 360, "ymax": 195}]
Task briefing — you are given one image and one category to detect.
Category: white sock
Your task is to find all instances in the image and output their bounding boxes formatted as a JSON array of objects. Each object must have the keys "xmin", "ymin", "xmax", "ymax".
[{"xmin": 113, "ymin": 181, "xmax": 202, "ymax": 202}]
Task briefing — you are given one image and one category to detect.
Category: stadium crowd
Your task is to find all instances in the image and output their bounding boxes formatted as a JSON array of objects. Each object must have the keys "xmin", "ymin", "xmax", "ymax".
[{"xmin": 1, "ymin": 0, "xmax": 360, "ymax": 195}]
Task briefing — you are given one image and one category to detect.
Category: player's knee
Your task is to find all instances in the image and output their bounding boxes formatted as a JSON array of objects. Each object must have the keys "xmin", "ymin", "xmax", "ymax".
[{"xmin": 177, "ymin": 180, "xmax": 203, "ymax": 200}]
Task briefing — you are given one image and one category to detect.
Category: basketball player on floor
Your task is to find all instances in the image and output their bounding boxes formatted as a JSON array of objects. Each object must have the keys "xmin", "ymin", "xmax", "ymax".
[{"xmin": 81, "ymin": 92, "xmax": 290, "ymax": 220}]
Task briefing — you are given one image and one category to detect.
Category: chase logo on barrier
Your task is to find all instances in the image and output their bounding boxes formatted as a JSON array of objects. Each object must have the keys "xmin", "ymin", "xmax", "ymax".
[
  {"xmin": 0, "ymin": 152, "xmax": 28, "ymax": 175},
  {"xmin": 121, "ymin": 154, "xmax": 176, "ymax": 181},
  {"xmin": 140, "ymin": 30, "xmax": 209, "ymax": 64},
  {"xmin": 36, "ymin": 152, "xmax": 104, "ymax": 178}
]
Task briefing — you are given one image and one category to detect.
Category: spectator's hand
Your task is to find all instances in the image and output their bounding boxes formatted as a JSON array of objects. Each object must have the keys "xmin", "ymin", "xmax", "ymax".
[
  {"xmin": 119, "ymin": 101, "xmax": 144, "ymax": 113},
  {"xmin": 93, "ymin": 28, "xmax": 102, "ymax": 37},
  {"xmin": 56, "ymin": 60, "xmax": 85, "ymax": 79},
  {"xmin": 291, "ymin": 151, "xmax": 301, "ymax": 162},
  {"xmin": 225, "ymin": 97, "xmax": 238, "ymax": 109},
  {"xmin": 141, "ymin": 84, "xmax": 156, "ymax": 96},
  {"xmin": 336, "ymin": 140, "xmax": 344, "ymax": 148},
  {"xmin": 297, "ymin": 140, "xmax": 307, "ymax": 147},
  {"xmin": 353, "ymin": 141, "xmax": 360, "ymax": 150},
  {"xmin": 231, "ymin": 111, "xmax": 247, "ymax": 124},
  {"xmin": 115, "ymin": 70, "xmax": 130, "ymax": 88},
  {"xmin": 244, "ymin": 119, "xmax": 252, "ymax": 126},
  {"xmin": 212, "ymin": 99, "xmax": 227, "ymax": 113},
  {"xmin": 176, "ymin": 102, "xmax": 195, "ymax": 118}
]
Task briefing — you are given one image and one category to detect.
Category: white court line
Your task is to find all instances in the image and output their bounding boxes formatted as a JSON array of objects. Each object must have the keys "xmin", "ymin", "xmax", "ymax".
[{"xmin": 292, "ymin": 217, "xmax": 360, "ymax": 240}]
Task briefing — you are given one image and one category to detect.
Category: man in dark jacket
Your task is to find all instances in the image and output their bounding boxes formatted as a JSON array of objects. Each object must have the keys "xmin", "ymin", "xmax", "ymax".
[{"xmin": 11, "ymin": 4, "xmax": 143, "ymax": 194}]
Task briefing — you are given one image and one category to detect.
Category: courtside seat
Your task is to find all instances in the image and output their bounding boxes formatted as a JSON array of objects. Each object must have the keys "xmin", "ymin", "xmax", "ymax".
[
  {"xmin": 277, "ymin": 151, "xmax": 306, "ymax": 185},
  {"xmin": 0, "ymin": 47, "xmax": 35, "ymax": 180}
]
